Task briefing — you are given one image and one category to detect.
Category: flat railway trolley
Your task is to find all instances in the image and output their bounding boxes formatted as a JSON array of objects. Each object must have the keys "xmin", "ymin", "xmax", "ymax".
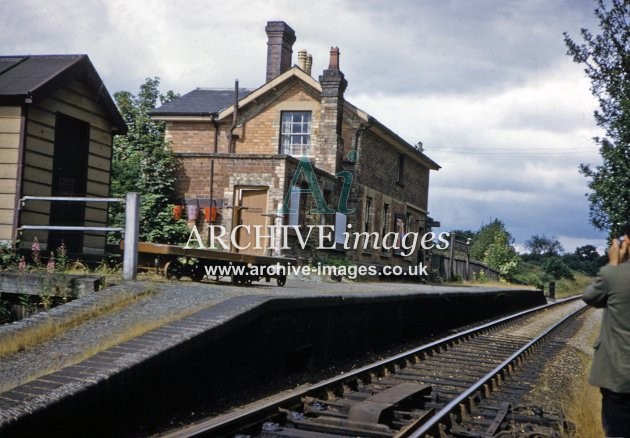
[{"xmin": 132, "ymin": 242, "xmax": 294, "ymax": 286}]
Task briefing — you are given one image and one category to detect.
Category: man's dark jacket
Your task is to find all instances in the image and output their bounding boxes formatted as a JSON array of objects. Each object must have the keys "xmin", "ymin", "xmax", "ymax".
[{"xmin": 583, "ymin": 262, "xmax": 630, "ymax": 393}]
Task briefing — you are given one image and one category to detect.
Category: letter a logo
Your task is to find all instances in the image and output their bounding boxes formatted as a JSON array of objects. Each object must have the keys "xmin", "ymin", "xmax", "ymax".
[{"xmin": 280, "ymin": 156, "xmax": 335, "ymax": 214}]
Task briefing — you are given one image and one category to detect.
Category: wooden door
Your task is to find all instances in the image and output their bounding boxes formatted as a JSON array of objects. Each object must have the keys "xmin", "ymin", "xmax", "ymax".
[
  {"xmin": 49, "ymin": 113, "xmax": 89, "ymax": 255},
  {"xmin": 235, "ymin": 188, "xmax": 268, "ymax": 255}
]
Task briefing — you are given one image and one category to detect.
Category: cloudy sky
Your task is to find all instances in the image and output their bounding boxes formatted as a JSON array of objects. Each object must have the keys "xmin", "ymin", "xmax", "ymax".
[{"xmin": 2, "ymin": 0, "xmax": 609, "ymax": 252}]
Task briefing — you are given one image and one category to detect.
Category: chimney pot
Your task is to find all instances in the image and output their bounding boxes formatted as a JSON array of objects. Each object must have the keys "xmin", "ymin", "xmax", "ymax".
[
  {"xmin": 298, "ymin": 49, "xmax": 308, "ymax": 70},
  {"xmin": 328, "ymin": 47, "xmax": 340, "ymax": 70},
  {"xmin": 306, "ymin": 54, "xmax": 313, "ymax": 75}
]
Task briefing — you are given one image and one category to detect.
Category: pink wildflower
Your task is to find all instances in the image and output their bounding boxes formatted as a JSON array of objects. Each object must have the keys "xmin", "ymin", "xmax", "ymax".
[{"xmin": 47, "ymin": 252, "xmax": 55, "ymax": 273}]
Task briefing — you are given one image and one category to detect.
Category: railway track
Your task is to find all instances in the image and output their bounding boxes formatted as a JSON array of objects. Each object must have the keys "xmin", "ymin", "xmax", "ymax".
[{"xmin": 163, "ymin": 297, "xmax": 586, "ymax": 438}]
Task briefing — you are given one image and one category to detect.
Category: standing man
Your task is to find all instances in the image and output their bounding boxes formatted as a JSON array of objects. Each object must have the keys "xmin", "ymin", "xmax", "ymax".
[{"xmin": 583, "ymin": 223, "xmax": 630, "ymax": 437}]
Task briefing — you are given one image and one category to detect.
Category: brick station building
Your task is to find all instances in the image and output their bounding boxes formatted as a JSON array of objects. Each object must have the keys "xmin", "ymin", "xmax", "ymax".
[{"xmin": 152, "ymin": 21, "xmax": 440, "ymax": 270}]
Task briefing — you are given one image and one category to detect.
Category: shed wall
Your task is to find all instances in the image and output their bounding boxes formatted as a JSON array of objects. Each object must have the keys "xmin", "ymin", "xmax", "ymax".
[
  {"xmin": 19, "ymin": 79, "xmax": 114, "ymax": 254},
  {"xmin": 0, "ymin": 106, "xmax": 21, "ymax": 243}
]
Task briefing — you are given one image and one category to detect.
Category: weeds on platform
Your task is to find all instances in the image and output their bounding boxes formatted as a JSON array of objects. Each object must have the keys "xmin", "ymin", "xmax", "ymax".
[
  {"xmin": 0, "ymin": 239, "xmax": 125, "ymax": 320},
  {"xmin": 0, "ymin": 287, "xmax": 157, "ymax": 358},
  {"xmin": 3, "ymin": 299, "xmax": 217, "ymax": 394}
]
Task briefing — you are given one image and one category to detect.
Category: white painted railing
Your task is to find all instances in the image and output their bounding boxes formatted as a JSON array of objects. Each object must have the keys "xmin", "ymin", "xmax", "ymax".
[{"xmin": 18, "ymin": 193, "xmax": 140, "ymax": 281}]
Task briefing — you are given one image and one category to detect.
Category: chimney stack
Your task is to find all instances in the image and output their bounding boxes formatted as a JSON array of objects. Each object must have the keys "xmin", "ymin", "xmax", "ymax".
[
  {"xmin": 318, "ymin": 46, "xmax": 347, "ymax": 174},
  {"xmin": 319, "ymin": 47, "xmax": 347, "ymax": 98},
  {"xmin": 265, "ymin": 21, "xmax": 296, "ymax": 82}
]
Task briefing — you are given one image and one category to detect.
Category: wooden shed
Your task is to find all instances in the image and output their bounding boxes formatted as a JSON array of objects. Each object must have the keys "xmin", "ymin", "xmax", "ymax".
[{"xmin": 0, "ymin": 55, "xmax": 126, "ymax": 256}]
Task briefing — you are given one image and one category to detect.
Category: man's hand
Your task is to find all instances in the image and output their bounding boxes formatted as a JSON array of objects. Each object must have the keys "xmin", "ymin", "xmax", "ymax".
[{"xmin": 608, "ymin": 236, "xmax": 629, "ymax": 266}]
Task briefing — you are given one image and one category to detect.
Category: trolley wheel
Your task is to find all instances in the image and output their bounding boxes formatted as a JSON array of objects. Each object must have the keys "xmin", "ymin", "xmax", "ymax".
[
  {"xmin": 164, "ymin": 260, "xmax": 183, "ymax": 280},
  {"xmin": 190, "ymin": 263, "xmax": 205, "ymax": 282},
  {"xmin": 276, "ymin": 274, "xmax": 287, "ymax": 287}
]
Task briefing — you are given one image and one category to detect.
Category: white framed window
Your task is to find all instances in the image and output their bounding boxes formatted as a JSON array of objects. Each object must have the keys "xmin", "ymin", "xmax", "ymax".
[{"xmin": 280, "ymin": 111, "xmax": 311, "ymax": 156}]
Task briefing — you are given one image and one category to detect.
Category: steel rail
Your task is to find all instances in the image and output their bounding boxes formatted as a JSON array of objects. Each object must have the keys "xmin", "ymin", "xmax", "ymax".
[
  {"xmin": 163, "ymin": 295, "xmax": 582, "ymax": 438},
  {"xmin": 402, "ymin": 299, "xmax": 588, "ymax": 437}
]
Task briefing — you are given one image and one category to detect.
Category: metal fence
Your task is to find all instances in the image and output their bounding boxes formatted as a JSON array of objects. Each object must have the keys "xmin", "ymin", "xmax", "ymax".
[{"xmin": 17, "ymin": 193, "xmax": 140, "ymax": 281}]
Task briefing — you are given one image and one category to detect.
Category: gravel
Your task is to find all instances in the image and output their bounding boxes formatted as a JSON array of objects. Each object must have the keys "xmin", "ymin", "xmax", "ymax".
[{"xmin": 521, "ymin": 306, "xmax": 602, "ymax": 424}]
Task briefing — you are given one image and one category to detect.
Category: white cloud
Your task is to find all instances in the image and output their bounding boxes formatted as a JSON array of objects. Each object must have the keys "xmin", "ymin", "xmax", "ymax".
[
  {"xmin": 556, "ymin": 235, "xmax": 608, "ymax": 255},
  {"xmin": 350, "ymin": 57, "xmax": 605, "ymax": 248}
]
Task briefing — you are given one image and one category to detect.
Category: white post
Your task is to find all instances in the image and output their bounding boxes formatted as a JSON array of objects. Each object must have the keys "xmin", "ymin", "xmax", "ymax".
[{"xmin": 123, "ymin": 192, "xmax": 140, "ymax": 281}]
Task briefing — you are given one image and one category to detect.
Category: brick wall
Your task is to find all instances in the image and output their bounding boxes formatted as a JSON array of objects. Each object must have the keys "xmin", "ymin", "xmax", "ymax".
[
  {"xmin": 166, "ymin": 122, "xmax": 213, "ymax": 153},
  {"xmin": 340, "ymin": 126, "xmax": 433, "ymax": 267},
  {"xmin": 176, "ymin": 154, "xmax": 340, "ymax": 256},
  {"xmin": 175, "ymin": 155, "xmax": 285, "ymax": 243},
  {"xmin": 235, "ymin": 80, "xmax": 321, "ymax": 157}
]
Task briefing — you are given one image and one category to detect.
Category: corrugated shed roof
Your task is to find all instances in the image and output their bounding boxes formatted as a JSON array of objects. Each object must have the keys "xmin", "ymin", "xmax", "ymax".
[
  {"xmin": 151, "ymin": 88, "xmax": 252, "ymax": 116},
  {"xmin": 0, "ymin": 54, "xmax": 126, "ymax": 133}
]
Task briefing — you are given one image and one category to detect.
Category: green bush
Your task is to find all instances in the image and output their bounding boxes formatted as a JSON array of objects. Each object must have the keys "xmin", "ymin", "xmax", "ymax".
[{"xmin": 542, "ymin": 257, "xmax": 574, "ymax": 280}]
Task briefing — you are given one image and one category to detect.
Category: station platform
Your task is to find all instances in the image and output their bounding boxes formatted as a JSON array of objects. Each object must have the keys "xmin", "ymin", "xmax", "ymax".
[{"xmin": 0, "ymin": 279, "xmax": 547, "ymax": 437}]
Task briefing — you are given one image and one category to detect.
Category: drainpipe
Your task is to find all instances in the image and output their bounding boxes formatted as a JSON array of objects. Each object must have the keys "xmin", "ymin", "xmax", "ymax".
[
  {"xmin": 209, "ymin": 115, "xmax": 219, "ymax": 229},
  {"xmin": 228, "ymin": 79, "xmax": 239, "ymax": 153},
  {"xmin": 353, "ymin": 121, "xmax": 372, "ymax": 156}
]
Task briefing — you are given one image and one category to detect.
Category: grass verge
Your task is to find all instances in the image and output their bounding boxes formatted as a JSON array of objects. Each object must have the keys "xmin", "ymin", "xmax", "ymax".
[
  {"xmin": 4, "ymin": 299, "xmax": 221, "ymax": 393},
  {"xmin": 563, "ymin": 313, "xmax": 603, "ymax": 438},
  {"xmin": 0, "ymin": 287, "xmax": 157, "ymax": 358},
  {"xmin": 564, "ymin": 351, "xmax": 603, "ymax": 437}
]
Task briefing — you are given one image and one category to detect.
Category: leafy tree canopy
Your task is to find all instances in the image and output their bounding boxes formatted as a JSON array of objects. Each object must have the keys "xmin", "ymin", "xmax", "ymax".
[
  {"xmin": 469, "ymin": 219, "xmax": 514, "ymax": 262},
  {"xmin": 542, "ymin": 257, "xmax": 575, "ymax": 281},
  {"xmin": 564, "ymin": 0, "xmax": 629, "ymax": 236},
  {"xmin": 449, "ymin": 229, "xmax": 476, "ymax": 243},
  {"xmin": 575, "ymin": 244, "xmax": 601, "ymax": 261},
  {"xmin": 525, "ymin": 234, "xmax": 564, "ymax": 257},
  {"xmin": 109, "ymin": 77, "xmax": 189, "ymax": 244},
  {"xmin": 483, "ymin": 230, "xmax": 520, "ymax": 281}
]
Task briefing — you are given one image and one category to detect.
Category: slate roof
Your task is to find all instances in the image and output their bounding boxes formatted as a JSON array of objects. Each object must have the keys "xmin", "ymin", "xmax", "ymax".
[
  {"xmin": 151, "ymin": 88, "xmax": 253, "ymax": 116},
  {"xmin": 0, "ymin": 54, "xmax": 126, "ymax": 133}
]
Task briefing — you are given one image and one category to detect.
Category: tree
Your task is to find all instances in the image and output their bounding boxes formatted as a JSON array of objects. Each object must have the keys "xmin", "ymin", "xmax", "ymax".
[
  {"xmin": 109, "ymin": 77, "xmax": 189, "ymax": 244},
  {"xmin": 525, "ymin": 234, "xmax": 564, "ymax": 257},
  {"xmin": 542, "ymin": 257, "xmax": 575, "ymax": 281},
  {"xmin": 469, "ymin": 219, "xmax": 514, "ymax": 261},
  {"xmin": 575, "ymin": 244, "xmax": 600, "ymax": 261},
  {"xmin": 568, "ymin": 244, "xmax": 605, "ymax": 275},
  {"xmin": 564, "ymin": 0, "xmax": 629, "ymax": 235},
  {"xmin": 465, "ymin": 219, "xmax": 520, "ymax": 281},
  {"xmin": 483, "ymin": 230, "xmax": 520, "ymax": 281},
  {"xmin": 449, "ymin": 229, "xmax": 476, "ymax": 243}
]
